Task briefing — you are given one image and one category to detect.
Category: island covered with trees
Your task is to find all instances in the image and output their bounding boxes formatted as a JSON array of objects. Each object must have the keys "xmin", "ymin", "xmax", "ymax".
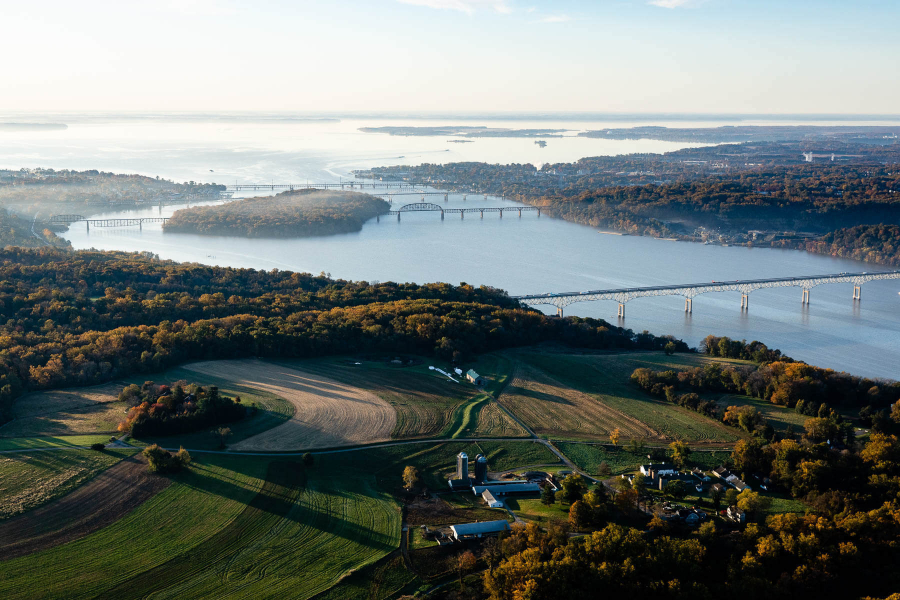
[{"xmin": 162, "ymin": 189, "xmax": 390, "ymax": 237}]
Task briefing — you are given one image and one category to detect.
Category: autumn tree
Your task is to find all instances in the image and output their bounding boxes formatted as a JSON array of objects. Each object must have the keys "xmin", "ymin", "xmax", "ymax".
[
  {"xmin": 403, "ymin": 465, "xmax": 420, "ymax": 490},
  {"xmin": 214, "ymin": 426, "xmax": 232, "ymax": 448},
  {"xmin": 669, "ymin": 440, "xmax": 692, "ymax": 468},
  {"xmin": 609, "ymin": 428, "xmax": 620, "ymax": 448},
  {"xmin": 457, "ymin": 550, "xmax": 477, "ymax": 590},
  {"xmin": 540, "ymin": 485, "xmax": 556, "ymax": 506},
  {"xmin": 561, "ymin": 473, "xmax": 587, "ymax": 504}
]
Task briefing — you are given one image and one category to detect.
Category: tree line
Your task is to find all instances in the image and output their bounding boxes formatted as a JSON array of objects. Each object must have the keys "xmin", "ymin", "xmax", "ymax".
[{"xmin": 0, "ymin": 248, "xmax": 685, "ymax": 423}]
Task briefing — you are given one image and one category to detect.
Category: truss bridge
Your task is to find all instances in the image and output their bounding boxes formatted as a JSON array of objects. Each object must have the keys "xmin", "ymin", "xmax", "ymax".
[
  {"xmin": 84, "ymin": 217, "xmax": 169, "ymax": 230},
  {"xmin": 514, "ymin": 271, "xmax": 900, "ymax": 317},
  {"xmin": 380, "ymin": 202, "xmax": 541, "ymax": 221}
]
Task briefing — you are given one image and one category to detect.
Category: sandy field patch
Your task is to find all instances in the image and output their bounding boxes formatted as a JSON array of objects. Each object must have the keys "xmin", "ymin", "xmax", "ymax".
[{"xmin": 181, "ymin": 359, "xmax": 396, "ymax": 451}]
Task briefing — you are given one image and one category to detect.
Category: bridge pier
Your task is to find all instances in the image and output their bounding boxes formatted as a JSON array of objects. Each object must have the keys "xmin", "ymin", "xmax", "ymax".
[
  {"xmin": 518, "ymin": 209, "xmax": 522, "ymax": 217},
  {"xmin": 376, "ymin": 215, "xmax": 380, "ymax": 223},
  {"xmin": 499, "ymin": 210, "xmax": 502, "ymax": 219},
  {"xmin": 397, "ymin": 213, "xmax": 401, "ymax": 222},
  {"xmin": 444, "ymin": 194, "xmax": 448, "ymax": 202},
  {"xmin": 479, "ymin": 210, "xmax": 483, "ymax": 219},
  {"xmin": 853, "ymin": 285, "xmax": 862, "ymax": 300},
  {"xmin": 684, "ymin": 298, "xmax": 692, "ymax": 313},
  {"xmin": 802, "ymin": 289, "xmax": 810, "ymax": 304},
  {"xmin": 440, "ymin": 211, "xmax": 444, "ymax": 220},
  {"xmin": 86, "ymin": 221, "xmax": 89, "ymax": 232},
  {"xmin": 556, "ymin": 307, "xmax": 564, "ymax": 318},
  {"xmin": 463, "ymin": 195, "xmax": 467, "ymax": 201},
  {"xmin": 537, "ymin": 208, "xmax": 541, "ymax": 217},
  {"xmin": 740, "ymin": 294, "xmax": 749, "ymax": 309},
  {"xmin": 617, "ymin": 303, "xmax": 626, "ymax": 318},
  {"xmin": 461, "ymin": 212, "xmax": 464, "ymax": 219}
]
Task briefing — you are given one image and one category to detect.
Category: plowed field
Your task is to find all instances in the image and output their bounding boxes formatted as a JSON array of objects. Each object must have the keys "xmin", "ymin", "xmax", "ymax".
[
  {"xmin": 181, "ymin": 360, "xmax": 396, "ymax": 451},
  {"xmin": 499, "ymin": 365, "xmax": 659, "ymax": 440}
]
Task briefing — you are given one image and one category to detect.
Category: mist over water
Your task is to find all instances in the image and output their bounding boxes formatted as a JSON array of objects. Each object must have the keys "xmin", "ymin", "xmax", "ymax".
[{"xmin": 2, "ymin": 114, "xmax": 899, "ymax": 379}]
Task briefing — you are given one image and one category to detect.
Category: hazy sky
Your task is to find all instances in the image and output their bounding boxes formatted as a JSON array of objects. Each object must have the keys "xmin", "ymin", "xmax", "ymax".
[{"xmin": 3, "ymin": 0, "xmax": 898, "ymax": 114}]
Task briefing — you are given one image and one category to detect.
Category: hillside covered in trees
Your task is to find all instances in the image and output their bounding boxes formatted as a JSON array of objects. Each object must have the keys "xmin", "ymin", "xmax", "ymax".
[
  {"xmin": 357, "ymin": 143, "xmax": 900, "ymax": 267},
  {"xmin": 0, "ymin": 208, "xmax": 70, "ymax": 249},
  {"xmin": 0, "ymin": 247, "xmax": 685, "ymax": 422},
  {"xmin": 163, "ymin": 189, "xmax": 390, "ymax": 237}
]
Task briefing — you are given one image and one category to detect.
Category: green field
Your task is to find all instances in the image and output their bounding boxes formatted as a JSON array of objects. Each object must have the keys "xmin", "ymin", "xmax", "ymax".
[
  {"xmin": 0, "ymin": 448, "xmax": 134, "ymax": 519},
  {"xmin": 505, "ymin": 497, "xmax": 570, "ymax": 525},
  {"xmin": 513, "ymin": 351, "xmax": 742, "ymax": 443},
  {"xmin": 0, "ymin": 439, "xmax": 555, "ymax": 599},
  {"xmin": 0, "ymin": 434, "xmax": 115, "ymax": 451}
]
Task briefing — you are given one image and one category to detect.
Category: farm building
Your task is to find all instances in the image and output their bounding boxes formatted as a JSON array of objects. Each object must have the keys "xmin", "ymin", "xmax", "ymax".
[
  {"xmin": 457, "ymin": 452, "xmax": 469, "ymax": 480},
  {"xmin": 474, "ymin": 454, "xmax": 488, "ymax": 484},
  {"xmin": 472, "ymin": 482, "xmax": 540, "ymax": 496},
  {"xmin": 640, "ymin": 463, "xmax": 677, "ymax": 480},
  {"xmin": 466, "ymin": 370, "xmax": 485, "ymax": 386},
  {"xmin": 482, "ymin": 489, "xmax": 503, "ymax": 508},
  {"xmin": 449, "ymin": 519, "xmax": 511, "ymax": 541}
]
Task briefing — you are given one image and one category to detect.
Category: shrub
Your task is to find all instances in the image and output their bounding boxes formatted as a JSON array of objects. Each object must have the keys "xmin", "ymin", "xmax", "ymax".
[
  {"xmin": 90, "ymin": 442, "xmax": 106, "ymax": 451},
  {"xmin": 143, "ymin": 443, "xmax": 191, "ymax": 474}
]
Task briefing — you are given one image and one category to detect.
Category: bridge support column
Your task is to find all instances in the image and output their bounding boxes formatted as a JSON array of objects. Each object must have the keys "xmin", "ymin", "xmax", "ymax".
[
  {"xmin": 684, "ymin": 298, "xmax": 692, "ymax": 313},
  {"xmin": 499, "ymin": 210, "xmax": 502, "ymax": 218},
  {"xmin": 802, "ymin": 289, "xmax": 810, "ymax": 304},
  {"xmin": 484, "ymin": 193, "xmax": 488, "ymax": 200},
  {"xmin": 617, "ymin": 303, "xmax": 625, "ymax": 318},
  {"xmin": 556, "ymin": 307, "xmax": 564, "ymax": 318},
  {"xmin": 86, "ymin": 221, "xmax": 89, "ymax": 232},
  {"xmin": 537, "ymin": 209, "xmax": 541, "ymax": 217},
  {"xmin": 479, "ymin": 210, "xmax": 483, "ymax": 219},
  {"xmin": 853, "ymin": 285, "xmax": 861, "ymax": 300},
  {"xmin": 463, "ymin": 195, "xmax": 467, "ymax": 201},
  {"xmin": 444, "ymin": 194, "xmax": 448, "ymax": 202},
  {"xmin": 440, "ymin": 211, "xmax": 444, "ymax": 220},
  {"xmin": 461, "ymin": 212, "xmax": 464, "ymax": 219},
  {"xmin": 376, "ymin": 215, "xmax": 380, "ymax": 223},
  {"xmin": 518, "ymin": 209, "xmax": 522, "ymax": 217},
  {"xmin": 397, "ymin": 213, "xmax": 401, "ymax": 222},
  {"xmin": 741, "ymin": 294, "xmax": 749, "ymax": 309}
]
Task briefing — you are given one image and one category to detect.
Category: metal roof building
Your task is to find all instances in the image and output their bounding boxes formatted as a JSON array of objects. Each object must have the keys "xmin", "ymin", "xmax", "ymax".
[
  {"xmin": 449, "ymin": 519, "xmax": 511, "ymax": 541},
  {"xmin": 472, "ymin": 482, "xmax": 540, "ymax": 496}
]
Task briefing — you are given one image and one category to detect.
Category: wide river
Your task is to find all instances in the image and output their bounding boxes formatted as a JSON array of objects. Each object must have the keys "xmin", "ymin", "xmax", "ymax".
[{"xmin": 3, "ymin": 114, "xmax": 900, "ymax": 379}]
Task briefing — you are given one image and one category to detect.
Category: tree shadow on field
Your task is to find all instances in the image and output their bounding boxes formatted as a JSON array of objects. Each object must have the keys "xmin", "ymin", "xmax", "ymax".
[{"xmin": 508, "ymin": 385, "xmax": 576, "ymax": 406}]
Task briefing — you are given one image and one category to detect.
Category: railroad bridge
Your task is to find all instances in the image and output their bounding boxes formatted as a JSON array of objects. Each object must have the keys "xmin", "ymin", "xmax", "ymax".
[
  {"xmin": 514, "ymin": 271, "xmax": 900, "ymax": 317},
  {"xmin": 83, "ymin": 217, "xmax": 169, "ymax": 230},
  {"xmin": 381, "ymin": 202, "xmax": 541, "ymax": 222}
]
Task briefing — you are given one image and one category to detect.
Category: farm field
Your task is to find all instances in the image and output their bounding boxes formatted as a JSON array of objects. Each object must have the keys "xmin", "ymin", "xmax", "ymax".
[
  {"xmin": 0, "ymin": 448, "xmax": 135, "ymax": 519},
  {"xmin": 513, "ymin": 351, "xmax": 742, "ymax": 443},
  {"xmin": 0, "ymin": 453, "xmax": 169, "ymax": 559},
  {"xmin": 0, "ymin": 382, "xmax": 126, "ymax": 438},
  {"xmin": 0, "ymin": 434, "xmax": 115, "ymax": 451},
  {"xmin": 468, "ymin": 399, "xmax": 529, "ymax": 438},
  {"xmin": 0, "ymin": 453, "xmax": 401, "ymax": 600},
  {"xmin": 288, "ymin": 358, "xmax": 476, "ymax": 439},
  {"xmin": 498, "ymin": 363, "xmax": 658, "ymax": 440},
  {"xmin": 180, "ymin": 359, "xmax": 395, "ymax": 451}
]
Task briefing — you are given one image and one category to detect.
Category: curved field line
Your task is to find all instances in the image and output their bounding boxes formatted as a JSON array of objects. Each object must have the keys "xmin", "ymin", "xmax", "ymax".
[{"xmin": 181, "ymin": 359, "xmax": 396, "ymax": 451}]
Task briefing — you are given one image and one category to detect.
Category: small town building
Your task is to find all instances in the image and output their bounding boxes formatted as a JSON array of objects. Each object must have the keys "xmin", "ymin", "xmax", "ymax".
[
  {"xmin": 466, "ymin": 370, "xmax": 485, "ymax": 386},
  {"xmin": 641, "ymin": 463, "xmax": 677, "ymax": 480},
  {"xmin": 727, "ymin": 505, "xmax": 747, "ymax": 524},
  {"xmin": 482, "ymin": 489, "xmax": 503, "ymax": 508},
  {"xmin": 449, "ymin": 519, "xmax": 510, "ymax": 542},
  {"xmin": 472, "ymin": 482, "xmax": 540, "ymax": 496}
]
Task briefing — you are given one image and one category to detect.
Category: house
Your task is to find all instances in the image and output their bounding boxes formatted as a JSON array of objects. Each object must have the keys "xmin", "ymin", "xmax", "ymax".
[
  {"xmin": 725, "ymin": 474, "xmax": 749, "ymax": 492},
  {"xmin": 691, "ymin": 467, "xmax": 711, "ymax": 482},
  {"xmin": 727, "ymin": 505, "xmax": 747, "ymax": 524},
  {"xmin": 466, "ymin": 370, "xmax": 485, "ymax": 386},
  {"xmin": 449, "ymin": 519, "xmax": 511, "ymax": 542},
  {"xmin": 710, "ymin": 483, "xmax": 727, "ymax": 495},
  {"xmin": 712, "ymin": 466, "xmax": 732, "ymax": 480}
]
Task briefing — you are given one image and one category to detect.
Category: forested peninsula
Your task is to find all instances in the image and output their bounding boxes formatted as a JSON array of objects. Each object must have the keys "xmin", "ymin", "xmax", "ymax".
[{"xmin": 162, "ymin": 189, "xmax": 390, "ymax": 237}]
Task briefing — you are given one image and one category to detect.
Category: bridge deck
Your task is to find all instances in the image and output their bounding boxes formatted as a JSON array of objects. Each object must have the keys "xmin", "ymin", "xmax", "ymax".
[{"xmin": 514, "ymin": 271, "xmax": 900, "ymax": 309}]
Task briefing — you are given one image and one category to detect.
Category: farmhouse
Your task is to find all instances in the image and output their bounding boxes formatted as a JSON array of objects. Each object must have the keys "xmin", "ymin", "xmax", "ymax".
[
  {"xmin": 640, "ymin": 463, "xmax": 676, "ymax": 479},
  {"xmin": 449, "ymin": 519, "xmax": 510, "ymax": 542},
  {"xmin": 466, "ymin": 370, "xmax": 485, "ymax": 386}
]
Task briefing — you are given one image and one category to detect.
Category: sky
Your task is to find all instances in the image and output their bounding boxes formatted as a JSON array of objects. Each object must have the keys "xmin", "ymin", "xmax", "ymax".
[{"xmin": 2, "ymin": 0, "xmax": 899, "ymax": 115}]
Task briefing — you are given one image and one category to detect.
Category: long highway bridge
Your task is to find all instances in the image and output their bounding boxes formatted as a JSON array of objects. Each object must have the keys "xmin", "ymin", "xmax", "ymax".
[
  {"xmin": 225, "ymin": 182, "xmax": 443, "ymax": 192},
  {"xmin": 514, "ymin": 271, "xmax": 900, "ymax": 317},
  {"xmin": 49, "ymin": 215, "xmax": 169, "ymax": 229}
]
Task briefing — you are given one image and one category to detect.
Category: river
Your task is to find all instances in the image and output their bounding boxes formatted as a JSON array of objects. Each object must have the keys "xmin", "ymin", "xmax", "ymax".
[{"xmin": 3, "ymin": 114, "xmax": 899, "ymax": 379}]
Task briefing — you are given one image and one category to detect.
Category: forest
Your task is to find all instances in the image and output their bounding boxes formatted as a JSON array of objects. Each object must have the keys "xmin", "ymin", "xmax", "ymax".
[
  {"xmin": 0, "ymin": 168, "xmax": 223, "ymax": 209},
  {"xmin": 357, "ymin": 148, "xmax": 900, "ymax": 267},
  {"xmin": 117, "ymin": 380, "xmax": 247, "ymax": 437},
  {"xmin": 162, "ymin": 189, "xmax": 391, "ymax": 237},
  {"xmin": 0, "ymin": 247, "xmax": 685, "ymax": 423}
]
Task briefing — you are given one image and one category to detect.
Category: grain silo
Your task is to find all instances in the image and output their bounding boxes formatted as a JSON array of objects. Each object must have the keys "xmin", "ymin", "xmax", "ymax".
[
  {"xmin": 474, "ymin": 454, "xmax": 488, "ymax": 484},
  {"xmin": 457, "ymin": 452, "xmax": 469, "ymax": 481}
]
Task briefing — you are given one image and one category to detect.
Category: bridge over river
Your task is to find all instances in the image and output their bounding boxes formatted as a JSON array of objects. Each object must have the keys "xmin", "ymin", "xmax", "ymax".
[
  {"xmin": 515, "ymin": 271, "xmax": 900, "ymax": 317},
  {"xmin": 380, "ymin": 202, "xmax": 540, "ymax": 221}
]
